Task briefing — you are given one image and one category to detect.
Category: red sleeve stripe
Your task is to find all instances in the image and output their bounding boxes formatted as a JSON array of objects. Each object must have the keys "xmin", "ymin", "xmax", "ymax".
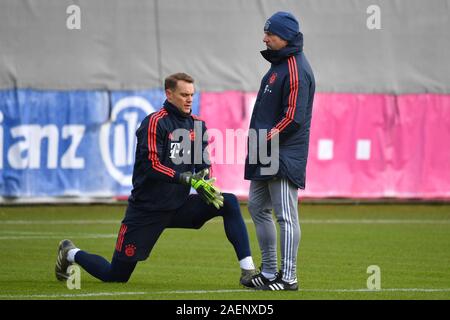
[
  {"xmin": 287, "ymin": 56, "xmax": 299, "ymax": 119},
  {"xmin": 149, "ymin": 110, "xmax": 175, "ymax": 177},
  {"xmin": 115, "ymin": 223, "xmax": 127, "ymax": 252},
  {"xmin": 148, "ymin": 110, "xmax": 176, "ymax": 177},
  {"xmin": 267, "ymin": 56, "xmax": 299, "ymax": 140},
  {"xmin": 148, "ymin": 110, "xmax": 171, "ymax": 176}
]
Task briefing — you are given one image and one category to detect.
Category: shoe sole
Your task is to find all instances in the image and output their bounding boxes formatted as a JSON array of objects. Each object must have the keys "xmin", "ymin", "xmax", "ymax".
[
  {"xmin": 55, "ymin": 240, "xmax": 75, "ymax": 281},
  {"xmin": 240, "ymin": 282, "xmax": 257, "ymax": 289},
  {"xmin": 55, "ymin": 270, "xmax": 70, "ymax": 281},
  {"xmin": 255, "ymin": 283, "xmax": 299, "ymax": 291},
  {"xmin": 55, "ymin": 249, "xmax": 68, "ymax": 281}
]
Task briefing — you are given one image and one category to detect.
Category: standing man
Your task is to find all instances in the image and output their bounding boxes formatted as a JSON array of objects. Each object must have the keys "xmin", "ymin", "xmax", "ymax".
[
  {"xmin": 55, "ymin": 73, "xmax": 257, "ymax": 286},
  {"xmin": 242, "ymin": 12, "xmax": 315, "ymax": 291}
]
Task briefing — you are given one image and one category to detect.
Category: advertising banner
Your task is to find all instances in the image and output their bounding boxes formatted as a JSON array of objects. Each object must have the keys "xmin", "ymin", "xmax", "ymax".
[
  {"xmin": 0, "ymin": 89, "xmax": 200, "ymax": 198},
  {"xmin": 201, "ymin": 92, "xmax": 450, "ymax": 199},
  {"xmin": 1, "ymin": 89, "xmax": 449, "ymax": 200}
]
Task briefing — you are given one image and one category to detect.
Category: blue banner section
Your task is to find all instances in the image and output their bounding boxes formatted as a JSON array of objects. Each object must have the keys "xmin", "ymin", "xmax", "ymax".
[{"xmin": 0, "ymin": 89, "xmax": 200, "ymax": 197}]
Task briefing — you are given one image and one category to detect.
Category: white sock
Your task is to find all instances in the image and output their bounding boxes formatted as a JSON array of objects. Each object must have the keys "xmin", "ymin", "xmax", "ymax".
[
  {"xmin": 67, "ymin": 248, "xmax": 81, "ymax": 263},
  {"xmin": 262, "ymin": 271, "xmax": 277, "ymax": 281},
  {"xmin": 239, "ymin": 256, "xmax": 255, "ymax": 270}
]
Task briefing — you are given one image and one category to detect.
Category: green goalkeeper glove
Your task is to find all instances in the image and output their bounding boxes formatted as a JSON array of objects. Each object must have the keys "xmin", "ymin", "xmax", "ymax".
[
  {"xmin": 191, "ymin": 177, "xmax": 224, "ymax": 209},
  {"xmin": 179, "ymin": 169, "xmax": 224, "ymax": 209},
  {"xmin": 192, "ymin": 168, "xmax": 209, "ymax": 180},
  {"xmin": 178, "ymin": 168, "xmax": 209, "ymax": 185}
]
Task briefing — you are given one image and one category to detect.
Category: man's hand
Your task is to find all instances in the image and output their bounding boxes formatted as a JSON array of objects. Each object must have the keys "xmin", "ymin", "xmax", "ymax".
[
  {"xmin": 191, "ymin": 177, "xmax": 224, "ymax": 209},
  {"xmin": 179, "ymin": 169, "xmax": 224, "ymax": 209},
  {"xmin": 179, "ymin": 169, "xmax": 209, "ymax": 185},
  {"xmin": 192, "ymin": 168, "xmax": 209, "ymax": 180},
  {"xmin": 178, "ymin": 171, "xmax": 193, "ymax": 185}
]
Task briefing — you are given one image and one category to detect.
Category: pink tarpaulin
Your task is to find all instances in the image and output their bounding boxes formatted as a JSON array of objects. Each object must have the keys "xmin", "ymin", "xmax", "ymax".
[
  {"xmin": 200, "ymin": 91, "xmax": 251, "ymax": 197},
  {"xmin": 200, "ymin": 92, "xmax": 450, "ymax": 199}
]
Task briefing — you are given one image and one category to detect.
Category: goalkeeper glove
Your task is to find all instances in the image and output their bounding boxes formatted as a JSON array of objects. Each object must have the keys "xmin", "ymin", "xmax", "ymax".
[
  {"xmin": 191, "ymin": 177, "xmax": 224, "ymax": 209},
  {"xmin": 178, "ymin": 170, "xmax": 224, "ymax": 209},
  {"xmin": 178, "ymin": 171, "xmax": 193, "ymax": 185},
  {"xmin": 192, "ymin": 168, "xmax": 209, "ymax": 180},
  {"xmin": 179, "ymin": 168, "xmax": 210, "ymax": 186}
]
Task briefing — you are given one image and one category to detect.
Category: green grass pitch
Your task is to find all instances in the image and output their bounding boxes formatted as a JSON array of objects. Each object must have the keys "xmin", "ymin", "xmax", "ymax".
[{"xmin": 0, "ymin": 202, "xmax": 449, "ymax": 300}]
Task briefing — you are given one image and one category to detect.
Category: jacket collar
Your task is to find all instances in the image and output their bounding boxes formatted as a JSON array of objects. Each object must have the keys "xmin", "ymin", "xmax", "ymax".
[
  {"xmin": 163, "ymin": 100, "xmax": 191, "ymax": 119},
  {"xmin": 260, "ymin": 32, "xmax": 303, "ymax": 65}
]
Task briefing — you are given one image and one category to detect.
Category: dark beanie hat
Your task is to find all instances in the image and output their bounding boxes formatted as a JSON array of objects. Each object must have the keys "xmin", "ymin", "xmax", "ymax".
[{"xmin": 264, "ymin": 11, "xmax": 299, "ymax": 41}]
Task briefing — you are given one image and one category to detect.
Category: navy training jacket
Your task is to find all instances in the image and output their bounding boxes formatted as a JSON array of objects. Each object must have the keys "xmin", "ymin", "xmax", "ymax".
[
  {"xmin": 244, "ymin": 33, "xmax": 315, "ymax": 189},
  {"xmin": 128, "ymin": 100, "xmax": 210, "ymax": 212}
]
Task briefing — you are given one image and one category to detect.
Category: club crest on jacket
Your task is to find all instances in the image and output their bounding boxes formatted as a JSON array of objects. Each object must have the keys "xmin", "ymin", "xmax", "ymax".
[{"xmin": 269, "ymin": 72, "xmax": 278, "ymax": 84}]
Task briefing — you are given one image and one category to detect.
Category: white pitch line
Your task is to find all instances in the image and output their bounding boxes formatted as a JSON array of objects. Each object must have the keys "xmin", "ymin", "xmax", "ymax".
[
  {"xmin": 1, "ymin": 219, "xmax": 450, "ymax": 225},
  {"xmin": 0, "ymin": 220, "xmax": 119, "ymax": 225},
  {"xmin": 300, "ymin": 288, "xmax": 450, "ymax": 293},
  {"xmin": 0, "ymin": 292, "xmax": 147, "ymax": 298},
  {"xmin": 1, "ymin": 288, "xmax": 450, "ymax": 299},
  {"xmin": 0, "ymin": 290, "xmax": 250, "ymax": 299},
  {"xmin": 154, "ymin": 288, "xmax": 450, "ymax": 293},
  {"xmin": 0, "ymin": 234, "xmax": 117, "ymax": 240},
  {"xmin": 0, "ymin": 231, "xmax": 60, "ymax": 235},
  {"xmin": 300, "ymin": 219, "xmax": 450, "ymax": 224}
]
